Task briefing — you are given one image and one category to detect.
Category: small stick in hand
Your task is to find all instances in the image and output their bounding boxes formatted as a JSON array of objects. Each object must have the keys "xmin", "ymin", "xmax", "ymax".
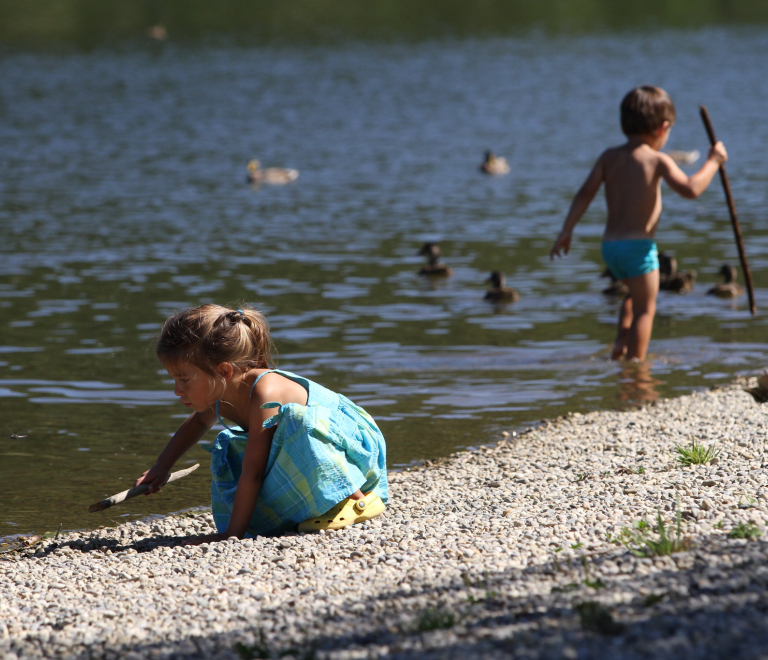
[{"xmin": 88, "ymin": 463, "xmax": 200, "ymax": 513}]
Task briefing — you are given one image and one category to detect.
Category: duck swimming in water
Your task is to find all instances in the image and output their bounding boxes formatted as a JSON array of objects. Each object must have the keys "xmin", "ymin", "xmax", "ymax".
[
  {"xmin": 418, "ymin": 243, "xmax": 453, "ymax": 277},
  {"xmin": 658, "ymin": 252, "xmax": 696, "ymax": 294},
  {"xmin": 707, "ymin": 264, "xmax": 744, "ymax": 298},
  {"xmin": 667, "ymin": 150, "xmax": 701, "ymax": 165},
  {"xmin": 479, "ymin": 151, "xmax": 510, "ymax": 176},
  {"xmin": 601, "ymin": 268, "xmax": 629, "ymax": 296},
  {"xmin": 246, "ymin": 160, "xmax": 299, "ymax": 185},
  {"xmin": 484, "ymin": 271, "xmax": 519, "ymax": 303}
]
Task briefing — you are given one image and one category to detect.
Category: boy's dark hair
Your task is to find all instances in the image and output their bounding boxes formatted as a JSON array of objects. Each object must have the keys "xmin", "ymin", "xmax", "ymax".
[{"xmin": 620, "ymin": 86, "xmax": 676, "ymax": 136}]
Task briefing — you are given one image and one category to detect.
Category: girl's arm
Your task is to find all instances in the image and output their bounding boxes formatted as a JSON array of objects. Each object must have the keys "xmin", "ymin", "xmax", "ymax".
[
  {"xmin": 550, "ymin": 154, "xmax": 605, "ymax": 259},
  {"xmin": 135, "ymin": 409, "xmax": 216, "ymax": 493},
  {"xmin": 659, "ymin": 142, "xmax": 727, "ymax": 199},
  {"xmin": 184, "ymin": 377, "xmax": 291, "ymax": 545}
]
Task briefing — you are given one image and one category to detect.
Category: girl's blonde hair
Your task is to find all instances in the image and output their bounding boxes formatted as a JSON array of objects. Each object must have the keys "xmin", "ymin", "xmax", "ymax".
[{"xmin": 156, "ymin": 304, "xmax": 276, "ymax": 376}]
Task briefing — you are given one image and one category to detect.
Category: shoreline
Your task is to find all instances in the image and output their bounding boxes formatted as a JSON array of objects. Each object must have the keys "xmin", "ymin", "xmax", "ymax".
[{"xmin": 2, "ymin": 378, "xmax": 768, "ymax": 659}]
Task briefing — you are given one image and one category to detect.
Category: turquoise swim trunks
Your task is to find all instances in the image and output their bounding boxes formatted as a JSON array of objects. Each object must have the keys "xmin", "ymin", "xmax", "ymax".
[{"xmin": 601, "ymin": 239, "xmax": 659, "ymax": 280}]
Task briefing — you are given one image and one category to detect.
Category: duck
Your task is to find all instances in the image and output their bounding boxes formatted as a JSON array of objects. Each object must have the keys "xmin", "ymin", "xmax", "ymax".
[
  {"xmin": 707, "ymin": 264, "xmax": 744, "ymax": 298},
  {"xmin": 418, "ymin": 243, "xmax": 453, "ymax": 277},
  {"xmin": 146, "ymin": 24, "xmax": 168, "ymax": 41},
  {"xmin": 479, "ymin": 151, "xmax": 510, "ymax": 176},
  {"xmin": 658, "ymin": 252, "xmax": 696, "ymax": 293},
  {"xmin": 246, "ymin": 160, "xmax": 299, "ymax": 185},
  {"xmin": 745, "ymin": 369, "xmax": 768, "ymax": 404},
  {"xmin": 667, "ymin": 150, "xmax": 701, "ymax": 164},
  {"xmin": 484, "ymin": 271, "xmax": 520, "ymax": 303},
  {"xmin": 601, "ymin": 268, "xmax": 629, "ymax": 296}
]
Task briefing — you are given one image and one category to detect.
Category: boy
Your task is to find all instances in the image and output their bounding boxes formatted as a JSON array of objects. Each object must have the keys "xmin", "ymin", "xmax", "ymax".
[{"xmin": 550, "ymin": 85, "xmax": 727, "ymax": 361}]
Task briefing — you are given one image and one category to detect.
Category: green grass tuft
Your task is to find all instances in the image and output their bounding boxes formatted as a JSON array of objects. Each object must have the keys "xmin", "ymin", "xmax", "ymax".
[
  {"xmin": 674, "ymin": 439, "xmax": 720, "ymax": 466},
  {"xmin": 415, "ymin": 607, "xmax": 456, "ymax": 632},
  {"xmin": 620, "ymin": 509, "xmax": 690, "ymax": 557},
  {"xmin": 574, "ymin": 601, "xmax": 624, "ymax": 635},
  {"xmin": 729, "ymin": 521, "xmax": 762, "ymax": 540}
]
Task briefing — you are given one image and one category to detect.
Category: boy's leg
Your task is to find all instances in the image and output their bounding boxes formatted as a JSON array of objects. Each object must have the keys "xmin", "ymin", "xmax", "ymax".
[
  {"xmin": 612, "ymin": 294, "xmax": 633, "ymax": 360},
  {"xmin": 623, "ymin": 269, "xmax": 659, "ymax": 361}
]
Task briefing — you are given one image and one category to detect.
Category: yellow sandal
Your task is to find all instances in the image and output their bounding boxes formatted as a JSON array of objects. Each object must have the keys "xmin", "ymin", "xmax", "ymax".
[{"xmin": 298, "ymin": 492, "xmax": 386, "ymax": 532}]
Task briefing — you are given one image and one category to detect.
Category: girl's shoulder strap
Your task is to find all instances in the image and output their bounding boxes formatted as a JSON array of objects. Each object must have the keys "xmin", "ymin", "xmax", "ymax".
[{"xmin": 249, "ymin": 369, "xmax": 277, "ymax": 399}]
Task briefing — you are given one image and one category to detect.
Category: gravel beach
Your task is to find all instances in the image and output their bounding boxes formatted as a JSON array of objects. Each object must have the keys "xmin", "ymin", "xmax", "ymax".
[{"xmin": 3, "ymin": 379, "xmax": 768, "ymax": 660}]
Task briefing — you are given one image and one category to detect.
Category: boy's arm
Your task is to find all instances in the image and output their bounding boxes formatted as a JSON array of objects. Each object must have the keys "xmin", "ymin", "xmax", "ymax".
[
  {"xmin": 550, "ymin": 155, "xmax": 605, "ymax": 259},
  {"xmin": 659, "ymin": 142, "xmax": 727, "ymax": 199},
  {"xmin": 134, "ymin": 409, "xmax": 215, "ymax": 493}
]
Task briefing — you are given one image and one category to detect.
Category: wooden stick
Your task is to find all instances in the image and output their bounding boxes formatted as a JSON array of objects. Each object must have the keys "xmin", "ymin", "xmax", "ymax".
[
  {"xmin": 700, "ymin": 105, "xmax": 756, "ymax": 316},
  {"xmin": 88, "ymin": 463, "xmax": 200, "ymax": 513}
]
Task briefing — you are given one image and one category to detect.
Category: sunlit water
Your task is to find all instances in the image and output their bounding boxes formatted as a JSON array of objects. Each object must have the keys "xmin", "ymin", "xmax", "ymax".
[{"xmin": 2, "ymin": 28, "xmax": 768, "ymax": 538}]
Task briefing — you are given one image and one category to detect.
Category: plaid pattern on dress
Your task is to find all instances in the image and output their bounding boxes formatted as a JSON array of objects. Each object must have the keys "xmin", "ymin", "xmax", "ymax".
[{"xmin": 204, "ymin": 369, "xmax": 388, "ymax": 537}]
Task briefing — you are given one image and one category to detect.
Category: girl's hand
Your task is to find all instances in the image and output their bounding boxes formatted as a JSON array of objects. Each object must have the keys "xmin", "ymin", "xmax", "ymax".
[
  {"xmin": 134, "ymin": 465, "xmax": 170, "ymax": 494},
  {"xmin": 182, "ymin": 533, "xmax": 229, "ymax": 546},
  {"xmin": 550, "ymin": 231, "xmax": 572, "ymax": 260}
]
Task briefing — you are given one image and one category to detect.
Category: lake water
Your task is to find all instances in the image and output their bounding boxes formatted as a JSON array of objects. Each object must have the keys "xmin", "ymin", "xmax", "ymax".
[{"xmin": 2, "ymin": 26, "xmax": 768, "ymax": 539}]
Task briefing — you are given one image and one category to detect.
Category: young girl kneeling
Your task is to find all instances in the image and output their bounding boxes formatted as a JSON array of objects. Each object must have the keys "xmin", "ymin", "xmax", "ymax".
[{"xmin": 135, "ymin": 304, "xmax": 388, "ymax": 544}]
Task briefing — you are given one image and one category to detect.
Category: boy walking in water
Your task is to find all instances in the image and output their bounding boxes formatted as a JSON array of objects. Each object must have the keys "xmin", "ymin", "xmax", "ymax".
[{"xmin": 550, "ymin": 86, "xmax": 727, "ymax": 361}]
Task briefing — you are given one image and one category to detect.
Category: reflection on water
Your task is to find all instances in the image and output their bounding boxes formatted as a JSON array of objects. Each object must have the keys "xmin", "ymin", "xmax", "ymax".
[
  {"xmin": 617, "ymin": 362, "xmax": 662, "ymax": 406},
  {"xmin": 2, "ymin": 28, "xmax": 768, "ymax": 538}
]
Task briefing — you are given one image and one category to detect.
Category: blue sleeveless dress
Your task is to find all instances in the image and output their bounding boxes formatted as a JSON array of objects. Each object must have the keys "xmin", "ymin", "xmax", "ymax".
[{"xmin": 204, "ymin": 369, "xmax": 389, "ymax": 537}]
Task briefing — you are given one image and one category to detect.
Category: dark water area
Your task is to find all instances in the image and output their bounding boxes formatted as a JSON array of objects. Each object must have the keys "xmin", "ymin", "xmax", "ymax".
[{"xmin": 1, "ymin": 26, "xmax": 768, "ymax": 539}]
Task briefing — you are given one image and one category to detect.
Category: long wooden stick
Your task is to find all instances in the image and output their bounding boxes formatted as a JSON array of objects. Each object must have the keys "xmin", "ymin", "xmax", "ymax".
[
  {"xmin": 700, "ymin": 105, "xmax": 756, "ymax": 315},
  {"xmin": 88, "ymin": 463, "xmax": 200, "ymax": 513}
]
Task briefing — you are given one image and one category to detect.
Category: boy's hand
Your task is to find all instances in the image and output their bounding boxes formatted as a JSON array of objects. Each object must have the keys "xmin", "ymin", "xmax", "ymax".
[
  {"xmin": 134, "ymin": 465, "xmax": 170, "ymax": 494},
  {"xmin": 550, "ymin": 231, "xmax": 572, "ymax": 260},
  {"xmin": 709, "ymin": 141, "xmax": 727, "ymax": 165}
]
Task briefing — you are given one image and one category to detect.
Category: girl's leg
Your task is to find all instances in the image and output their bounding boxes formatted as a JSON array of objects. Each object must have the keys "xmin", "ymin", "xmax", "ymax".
[
  {"xmin": 623, "ymin": 269, "xmax": 659, "ymax": 361},
  {"xmin": 611, "ymin": 294, "xmax": 633, "ymax": 360}
]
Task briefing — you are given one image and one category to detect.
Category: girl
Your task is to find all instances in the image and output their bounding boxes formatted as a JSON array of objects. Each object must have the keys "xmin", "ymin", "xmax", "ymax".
[{"xmin": 135, "ymin": 304, "xmax": 388, "ymax": 543}]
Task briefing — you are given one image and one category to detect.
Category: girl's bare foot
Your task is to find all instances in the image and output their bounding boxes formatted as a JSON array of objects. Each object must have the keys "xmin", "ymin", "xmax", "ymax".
[
  {"xmin": 611, "ymin": 341, "xmax": 627, "ymax": 360},
  {"xmin": 349, "ymin": 489, "xmax": 364, "ymax": 500}
]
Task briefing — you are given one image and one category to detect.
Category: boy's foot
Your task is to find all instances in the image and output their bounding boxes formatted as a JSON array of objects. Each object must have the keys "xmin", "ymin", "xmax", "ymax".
[{"xmin": 611, "ymin": 341, "xmax": 627, "ymax": 360}]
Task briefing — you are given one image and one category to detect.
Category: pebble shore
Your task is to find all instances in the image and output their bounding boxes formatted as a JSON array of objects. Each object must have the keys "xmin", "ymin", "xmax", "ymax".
[{"xmin": 3, "ymin": 379, "xmax": 768, "ymax": 659}]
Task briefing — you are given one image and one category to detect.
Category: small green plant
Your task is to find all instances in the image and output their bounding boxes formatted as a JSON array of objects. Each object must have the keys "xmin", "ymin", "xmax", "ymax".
[
  {"xmin": 570, "ymin": 543, "xmax": 583, "ymax": 550},
  {"xmin": 235, "ymin": 631, "xmax": 270, "ymax": 660},
  {"xmin": 738, "ymin": 493, "xmax": 757, "ymax": 507},
  {"xmin": 643, "ymin": 593, "xmax": 666, "ymax": 607},
  {"xmin": 715, "ymin": 520, "xmax": 724, "ymax": 529},
  {"xmin": 584, "ymin": 578, "xmax": 606, "ymax": 590},
  {"xmin": 574, "ymin": 601, "xmax": 624, "ymax": 635},
  {"xmin": 551, "ymin": 582, "xmax": 580, "ymax": 593},
  {"xmin": 674, "ymin": 439, "xmax": 720, "ymax": 466},
  {"xmin": 575, "ymin": 473, "xmax": 590, "ymax": 482},
  {"xmin": 416, "ymin": 607, "xmax": 456, "ymax": 632},
  {"xmin": 729, "ymin": 521, "xmax": 762, "ymax": 540},
  {"xmin": 619, "ymin": 509, "xmax": 690, "ymax": 557},
  {"xmin": 462, "ymin": 570, "xmax": 498, "ymax": 603}
]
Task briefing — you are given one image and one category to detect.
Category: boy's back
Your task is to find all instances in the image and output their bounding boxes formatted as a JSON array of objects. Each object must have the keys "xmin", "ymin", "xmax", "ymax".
[{"xmin": 601, "ymin": 142, "xmax": 667, "ymax": 241}]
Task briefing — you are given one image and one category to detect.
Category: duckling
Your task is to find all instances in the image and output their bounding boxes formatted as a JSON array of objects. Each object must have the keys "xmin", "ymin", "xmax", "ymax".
[
  {"xmin": 707, "ymin": 264, "xmax": 744, "ymax": 298},
  {"xmin": 484, "ymin": 271, "xmax": 519, "ymax": 303},
  {"xmin": 658, "ymin": 253, "xmax": 696, "ymax": 293},
  {"xmin": 479, "ymin": 151, "xmax": 510, "ymax": 176},
  {"xmin": 146, "ymin": 24, "xmax": 168, "ymax": 41},
  {"xmin": 246, "ymin": 160, "xmax": 299, "ymax": 185},
  {"xmin": 601, "ymin": 268, "xmax": 629, "ymax": 296},
  {"xmin": 418, "ymin": 243, "xmax": 453, "ymax": 277},
  {"xmin": 745, "ymin": 369, "xmax": 768, "ymax": 404},
  {"xmin": 667, "ymin": 150, "xmax": 701, "ymax": 165}
]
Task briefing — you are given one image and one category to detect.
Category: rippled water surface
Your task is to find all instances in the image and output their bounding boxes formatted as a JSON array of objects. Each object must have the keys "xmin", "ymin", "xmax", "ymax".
[{"xmin": 2, "ymin": 29, "xmax": 768, "ymax": 538}]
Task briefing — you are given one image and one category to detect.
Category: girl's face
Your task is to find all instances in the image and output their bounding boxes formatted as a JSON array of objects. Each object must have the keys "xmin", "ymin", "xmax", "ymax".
[{"xmin": 164, "ymin": 361, "xmax": 222, "ymax": 413}]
